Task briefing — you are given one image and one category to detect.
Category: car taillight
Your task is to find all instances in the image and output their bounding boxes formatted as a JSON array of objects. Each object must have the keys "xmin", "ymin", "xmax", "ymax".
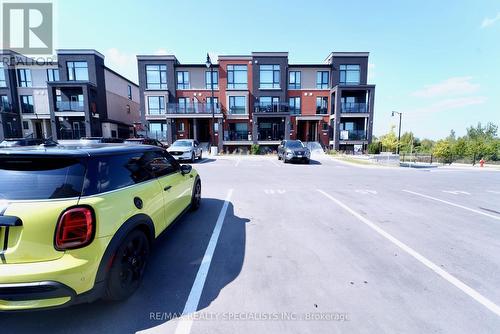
[{"xmin": 55, "ymin": 207, "xmax": 95, "ymax": 250}]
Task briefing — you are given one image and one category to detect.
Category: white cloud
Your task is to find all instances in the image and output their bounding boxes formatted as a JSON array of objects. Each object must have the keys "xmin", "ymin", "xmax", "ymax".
[
  {"xmin": 481, "ymin": 12, "xmax": 500, "ymax": 28},
  {"xmin": 411, "ymin": 76, "xmax": 480, "ymax": 98},
  {"xmin": 103, "ymin": 48, "xmax": 138, "ymax": 83},
  {"xmin": 154, "ymin": 48, "xmax": 170, "ymax": 55},
  {"xmin": 413, "ymin": 96, "xmax": 487, "ymax": 114}
]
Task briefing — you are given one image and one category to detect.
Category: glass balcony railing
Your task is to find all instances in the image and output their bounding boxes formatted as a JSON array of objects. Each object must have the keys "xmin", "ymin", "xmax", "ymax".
[
  {"xmin": 156, "ymin": 103, "xmax": 221, "ymax": 115},
  {"xmin": 341, "ymin": 102, "xmax": 368, "ymax": 113},
  {"xmin": 339, "ymin": 129, "xmax": 367, "ymax": 140},
  {"xmin": 224, "ymin": 130, "xmax": 250, "ymax": 141},
  {"xmin": 253, "ymin": 102, "xmax": 290, "ymax": 113},
  {"xmin": 56, "ymin": 101, "xmax": 84, "ymax": 112}
]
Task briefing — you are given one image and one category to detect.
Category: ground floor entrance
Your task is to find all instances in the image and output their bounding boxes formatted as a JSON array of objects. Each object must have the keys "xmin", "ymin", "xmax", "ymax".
[
  {"xmin": 257, "ymin": 117, "xmax": 285, "ymax": 141},
  {"xmin": 297, "ymin": 120, "xmax": 319, "ymax": 142},
  {"xmin": 56, "ymin": 117, "xmax": 87, "ymax": 139}
]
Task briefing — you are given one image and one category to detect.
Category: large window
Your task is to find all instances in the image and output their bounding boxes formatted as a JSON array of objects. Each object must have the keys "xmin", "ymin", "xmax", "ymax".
[
  {"xmin": 260, "ymin": 64, "xmax": 280, "ymax": 89},
  {"xmin": 178, "ymin": 97, "xmax": 188, "ymax": 112},
  {"xmin": 289, "ymin": 97, "xmax": 301, "ymax": 115},
  {"xmin": 1, "ymin": 95, "xmax": 9, "ymax": 110},
  {"xmin": 339, "ymin": 65, "xmax": 360, "ymax": 85},
  {"xmin": 47, "ymin": 68, "xmax": 59, "ymax": 82},
  {"xmin": 228, "ymin": 122, "xmax": 248, "ymax": 140},
  {"xmin": 67, "ymin": 61, "xmax": 89, "ymax": 81},
  {"xmin": 20, "ymin": 95, "xmax": 34, "ymax": 113},
  {"xmin": 17, "ymin": 69, "xmax": 32, "ymax": 87},
  {"xmin": 228, "ymin": 96, "xmax": 246, "ymax": 114},
  {"xmin": 259, "ymin": 96, "xmax": 279, "ymax": 112},
  {"xmin": 176, "ymin": 71, "xmax": 190, "ymax": 89},
  {"xmin": 0, "ymin": 63, "xmax": 6, "ymax": 87},
  {"xmin": 288, "ymin": 71, "xmax": 301, "ymax": 89},
  {"xmin": 227, "ymin": 65, "xmax": 247, "ymax": 89},
  {"xmin": 316, "ymin": 71, "xmax": 329, "ymax": 89},
  {"xmin": 147, "ymin": 96, "xmax": 165, "ymax": 115},
  {"xmin": 316, "ymin": 97, "xmax": 328, "ymax": 114},
  {"xmin": 146, "ymin": 65, "xmax": 167, "ymax": 89},
  {"xmin": 205, "ymin": 71, "xmax": 219, "ymax": 89}
]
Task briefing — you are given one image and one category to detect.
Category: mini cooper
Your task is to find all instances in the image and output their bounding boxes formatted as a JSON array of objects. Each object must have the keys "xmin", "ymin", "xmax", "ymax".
[{"xmin": 0, "ymin": 144, "xmax": 201, "ymax": 311}]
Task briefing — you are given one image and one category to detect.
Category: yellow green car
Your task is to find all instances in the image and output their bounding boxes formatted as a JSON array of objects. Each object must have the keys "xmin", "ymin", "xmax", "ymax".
[{"xmin": 0, "ymin": 144, "xmax": 201, "ymax": 311}]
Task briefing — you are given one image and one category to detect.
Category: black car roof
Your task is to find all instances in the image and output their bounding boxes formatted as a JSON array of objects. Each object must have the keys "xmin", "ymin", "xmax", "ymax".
[{"xmin": 0, "ymin": 144, "xmax": 161, "ymax": 158}]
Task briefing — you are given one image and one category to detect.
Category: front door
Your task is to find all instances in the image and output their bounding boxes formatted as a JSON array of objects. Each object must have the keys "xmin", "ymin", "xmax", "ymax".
[{"xmin": 35, "ymin": 122, "xmax": 43, "ymax": 138}]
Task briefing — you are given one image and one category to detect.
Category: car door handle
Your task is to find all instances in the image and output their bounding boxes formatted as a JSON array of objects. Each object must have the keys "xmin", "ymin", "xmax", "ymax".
[{"xmin": 164, "ymin": 185, "xmax": 172, "ymax": 191}]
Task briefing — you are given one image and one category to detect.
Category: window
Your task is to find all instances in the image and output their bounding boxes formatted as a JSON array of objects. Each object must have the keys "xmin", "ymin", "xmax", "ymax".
[
  {"xmin": 146, "ymin": 65, "xmax": 167, "ymax": 89},
  {"xmin": 1, "ymin": 95, "xmax": 9, "ymax": 110},
  {"xmin": 147, "ymin": 96, "xmax": 165, "ymax": 115},
  {"xmin": 206, "ymin": 97, "xmax": 218, "ymax": 107},
  {"xmin": 288, "ymin": 71, "xmax": 301, "ymax": 89},
  {"xmin": 17, "ymin": 69, "xmax": 32, "ymax": 87},
  {"xmin": 83, "ymin": 151, "xmax": 173, "ymax": 195},
  {"xmin": 259, "ymin": 96, "xmax": 280, "ymax": 112},
  {"xmin": 127, "ymin": 85, "xmax": 132, "ymax": 100},
  {"xmin": 177, "ymin": 71, "xmax": 190, "ymax": 89},
  {"xmin": 340, "ymin": 65, "xmax": 360, "ymax": 85},
  {"xmin": 22, "ymin": 121, "xmax": 29, "ymax": 130},
  {"xmin": 228, "ymin": 96, "xmax": 246, "ymax": 114},
  {"xmin": 316, "ymin": 97, "xmax": 328, "ymax": 114},
  {"xmin": 205, "ymin": 71, "xmax": 219, "ymax": 89},
  {"xmin": 0, "ymin": 63, "xmax": 6, "ymax": 87},
  {"xmin": 227, "ymin": 65, "xmax": 247, "ymax": 89},
  {"xmin": 178, "ymin": 97, "xmax": 188, "ymax": 112},
  {"xmin": 260, "ymin": 64, "xmax": 280, "ymax": 89},
  {"xmin": 228, "ymin": 122, "xmax": 248, "ymax": 140},
  {"xmin": 178, "ymin": 122, "xmax": 185, "ymax": 132},
  {"xmin": 289, "ymin": 97, "xmax": 301, "ymax": 115},
  {"xmin": 67, "ymin": 61, "xmax": 89, "ymax": 81},
  {"xmin": 316, "ymin": 71, "xmax": 329, "ymax": 89},
  {"xmin": 322, "ymin": 122, "xmax": 329, "ymax": 131},
  {"xmin": 149, "ymin": 122, "xmax": 165, "ymax": 134},
  {"xmin": 20, "ymin": 95, "xmax": 34, "ymax": 113},
  {"xmin": 47, "ymin": 68, "xmax": 59, "ymax": 82}
]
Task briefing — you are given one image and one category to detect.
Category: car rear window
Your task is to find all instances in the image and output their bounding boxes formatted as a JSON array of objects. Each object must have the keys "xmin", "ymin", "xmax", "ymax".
[{"xmin": 0, "ymin": 157, "xmax": 86, "ymax": 200}]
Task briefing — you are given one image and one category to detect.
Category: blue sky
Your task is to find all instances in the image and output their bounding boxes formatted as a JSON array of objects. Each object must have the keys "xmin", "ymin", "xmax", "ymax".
[{"xmin": 54, "ymin": 0, "xmax": 499, "ymax": 139}]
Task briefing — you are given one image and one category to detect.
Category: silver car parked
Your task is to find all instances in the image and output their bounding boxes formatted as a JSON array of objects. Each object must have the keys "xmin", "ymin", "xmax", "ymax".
[{"xmin": 167, "ymin": 139, "xmax": 203, "ymax": 162}]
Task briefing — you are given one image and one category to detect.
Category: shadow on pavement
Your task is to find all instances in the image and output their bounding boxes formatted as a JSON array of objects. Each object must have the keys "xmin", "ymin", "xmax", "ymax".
[{"xmin": 0, "ymin": 198, "xmax": 249, "ymax": 334}]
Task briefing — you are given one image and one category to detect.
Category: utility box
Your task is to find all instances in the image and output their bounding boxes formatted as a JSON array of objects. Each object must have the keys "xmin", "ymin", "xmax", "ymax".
[{"xmin": 210, "ymin": 147, "xmax": 218, "ymax": 156}]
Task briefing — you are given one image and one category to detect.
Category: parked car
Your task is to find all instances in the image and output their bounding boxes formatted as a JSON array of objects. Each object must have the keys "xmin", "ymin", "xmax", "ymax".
[
  {"xmin": 0, "ymin": 138, "xmax": 57, "ymax": 148},
  {"xmin": 80, "ymin": 137, "xmax": 125, "ymax": 144},
  {"xmin": 167, "ymin": 139, "xmax": 203, "ymax": 162},
  {"xmin": 0, "ymin": 144, "xmax": 201, "ymax": 311},
  {"xmin": 278, "ymin": 140, "xmax": 311, "ymax": 164},
  {"xmin": 124, "ymin": 138, "xmax": 168, "ymax": 148}
]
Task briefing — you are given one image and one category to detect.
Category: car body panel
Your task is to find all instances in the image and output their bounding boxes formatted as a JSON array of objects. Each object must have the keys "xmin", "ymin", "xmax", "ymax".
[{"xmin": 167, "ymin": 140, "xmax": 202, "ymax": 161}]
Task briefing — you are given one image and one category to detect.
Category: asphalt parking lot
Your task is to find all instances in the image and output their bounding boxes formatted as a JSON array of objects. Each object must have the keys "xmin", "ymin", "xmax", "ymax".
[{"xmin": 2, "ymin": 155, "xmax": 500, "ymax": 333}]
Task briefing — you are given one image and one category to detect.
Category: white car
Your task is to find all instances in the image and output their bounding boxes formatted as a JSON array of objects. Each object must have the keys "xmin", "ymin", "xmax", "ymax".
[{"xmin": 167, "ymin": 139, "xmax": 203, "ymax": 162}]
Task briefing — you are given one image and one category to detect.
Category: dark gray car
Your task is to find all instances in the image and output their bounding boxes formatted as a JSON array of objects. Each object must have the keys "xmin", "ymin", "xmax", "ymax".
[{"xmin": 277, "ymin": 140, "xmax": 311, "ymax": 164}]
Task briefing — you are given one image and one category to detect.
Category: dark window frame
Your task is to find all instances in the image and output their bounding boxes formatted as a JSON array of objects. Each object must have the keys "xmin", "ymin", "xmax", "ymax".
[
  {"xmin": 0, "ymin": 63, "xmax": 7, "ymax": 87},
  {"xmin": 147, "ymin": 96, "xmax": 165, "ymax": 115},
  {"xmin": 127, "ymin": 85, "xmax": 132, "ymax": 100},
  {"xmin": 227, "ymin": 65, "xmax": 248, "ymax": 89},
  {"xmin": 288, "ymin": 71, "xmax": 301, "ymax": 89},
  {"xmin": 259, "ymin": 64, "xmax": 280, "ymax": 89},
  {"xmin": 228, "ymin": 96, "xmax": 246, "ymax": 114},
  {"xmin": 17, "ymin": 69, "xmax": 32, "ymax": 87},
  {"xmin": 316, "ymin": 71, "xmax": 329, "ymax": 89},
  {"xmin": 289, "ymin": 96, "xmax": 301, "ymax": 115},
  {"xmin": 205, "ymin": 70, "xmax": 219, "ymax": 89},
  {"xmin": 339, "ymin": 64, "xmax": 361, "ymax": 85},
  {"xmin": 316, "ymin": 96, "xmax": 328, "ymax": 114},
  {"xmin": 146, "ymin": 64, "xmax": 167, "ymax": 90},
  {"xmin": 46, "ymin": 68, "xmax": 60, "ymax": 82},
  {"xmin": 20, "ymin": 95, "xmax": 34, "ymax": 113},
  {"xmin": 176, "ymin": 71, "xmax": 190, "ymax": 89},
  {"xmin": 67, "ymin": 61, "xmax": 89, "ymax": 81}
]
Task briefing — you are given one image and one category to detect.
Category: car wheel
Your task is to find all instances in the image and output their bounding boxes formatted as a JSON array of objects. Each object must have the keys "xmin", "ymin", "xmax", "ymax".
[
  {"xmin": 104, "ymin": 230, "xmax": 150, "ymax": 301},
  {"xmin": 191, "ymin": 180, "xmax": 201, "ymax": 211},
  {"xmin": 278, "ymin": 153, "xmax": 282, "ymax": 160},
  {"xmin": 305, "ymin": 159, "xmax": 310, "ymax": 164},
  {"xmin": 198, "ymin": 150, "xmax": 202, "ymax": 160},
  {"xmin": 191, "ymin": 152, "xmax": 195, "ymax": 163}
]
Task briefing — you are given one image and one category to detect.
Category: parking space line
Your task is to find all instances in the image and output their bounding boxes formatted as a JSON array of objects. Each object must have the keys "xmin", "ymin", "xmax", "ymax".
[
  {"xmin": 234, "ymin": 158, "xmax": 241, "ymax": 167},
  {"xmin": 268, "ymin": 159, "xmax": 281, "ymax": 167},
  {"xmin": 175, "ymin": 189, "xmax": 234, "ymax": 334},
  {"xmin": 403, "ymin": 190, "xmax": 500, "ymax": 221},
  {"xmin": 317, "ymin": 189, "xmax": 500, "ymax": 317}
]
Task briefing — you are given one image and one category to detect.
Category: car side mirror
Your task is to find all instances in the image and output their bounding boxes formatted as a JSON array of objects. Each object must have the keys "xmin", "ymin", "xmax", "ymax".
[{"xmin": 180, "ymin": 164, "xmax": 192, "ymax": 175}]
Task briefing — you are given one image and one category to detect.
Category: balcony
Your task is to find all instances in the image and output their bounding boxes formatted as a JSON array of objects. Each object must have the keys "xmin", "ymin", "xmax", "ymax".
[
  {"xmin": 56, "ymin": 101, "xmax": 84, "ymax": 112},
  {"xmin": 316, "ymin": 107, "xmax": 328, "ymax": 115},
  {"xmin": 341, "ymin": 102, "xmax": 367, "ymax": 113},
  {"xmin": 339, "ymin": 129, "xmax": 367, "ymax": 141},
  {"xmin": 253, "ymin": 102, "xmax": 290, "ymax": 113},
  {"xmin": 225, "ymin": 130, "xmax": 250, "ymax": 141},
  {"xmin": 166, "ymin": 103, "xmax": 221, "ymax": 115}
]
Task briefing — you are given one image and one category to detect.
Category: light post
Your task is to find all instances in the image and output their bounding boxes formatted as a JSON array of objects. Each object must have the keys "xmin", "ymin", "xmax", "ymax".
[
  {"xmin": 205, "ymin": 53, "xmax": 216, "ymax": 151},
  {"xmin": 391, "ymin": 111, "xmax": 402, "ymax": 154}
]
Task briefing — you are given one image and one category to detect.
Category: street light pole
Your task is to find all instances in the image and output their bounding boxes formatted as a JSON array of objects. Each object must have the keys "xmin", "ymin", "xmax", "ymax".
[
  {"xmin": 206, "ymin": 53, "xmax": 215, "ymax": 151},
  {"xmin": 392, "ymin": 111, "xmax": 402, "ymax": 154}
]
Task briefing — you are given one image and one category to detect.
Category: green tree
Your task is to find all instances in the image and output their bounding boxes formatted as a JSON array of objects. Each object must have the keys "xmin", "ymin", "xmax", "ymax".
[
  {"xmin": 379, "ymin": 126, "xmax": 398, "ymax": 153},
  {"xmin": 417, "ymin": 139, "xmax": 435, "ymax": 154},
  {"xmin": 433, "ymin": 139, "xmax": 454, "ymax": 164}
]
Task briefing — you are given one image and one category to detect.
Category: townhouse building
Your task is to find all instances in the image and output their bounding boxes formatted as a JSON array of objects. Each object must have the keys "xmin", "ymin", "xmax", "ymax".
[
  {"xmin": 0, "ymin": 49, "xmax": 140, "ymax": 141},
  {"xmin": 137, "ymin": 51, "xmax": 375, "ymax": 152}
]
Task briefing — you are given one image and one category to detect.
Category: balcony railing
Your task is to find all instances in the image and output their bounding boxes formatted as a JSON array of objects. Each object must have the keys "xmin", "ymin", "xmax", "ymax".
[
  {"xmin": 341, "ymin": 102, "xmax": 367, "ymax": 113},
  {"xmin": 148, "ymin": 103, "xmax": 222, "ymax": 115},
  {"xmin": 224, "ymin": 130, "xmax": 250, "ymax": 141},
  {"xmin": 56, "ymin": 101, "xmax": 84, "ymax": 112},
  {"xmin": 254, "ymin": 102, "xmax": 290, "ymax": 113},
  {"xmin": 339, "ymin": 129, "xmax": 367, "ymax": 141},
  {"xmin": 316, "ymin": 107, "xmax": 328, "ymax": 115}
]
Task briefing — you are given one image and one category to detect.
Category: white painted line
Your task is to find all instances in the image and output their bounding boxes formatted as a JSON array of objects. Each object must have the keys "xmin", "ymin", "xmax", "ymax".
[
  {"xmin": 269, "ymin": 159, "xmax": 281, "ymax": 167},
  {"xmin": 487, "ymin": 190, "xmax": 500, "ymax": 195},
  {"xmin": 317, "ymin": 189, "xmax": 500, "ymax": 317},
  {"xmin": 234, "ymin": 158, "xmax": 241, "ymax": 167},
  {"xmin": 442, "ymin": 190, "xmax": 471, "ymax": 195},
  {"xmin": 175, "ymin": 189, "xmax": 234, "ymax": 334},
  {"xmin": 403, "ymin": 190, "xmax": 500, "ymax": 221}
]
